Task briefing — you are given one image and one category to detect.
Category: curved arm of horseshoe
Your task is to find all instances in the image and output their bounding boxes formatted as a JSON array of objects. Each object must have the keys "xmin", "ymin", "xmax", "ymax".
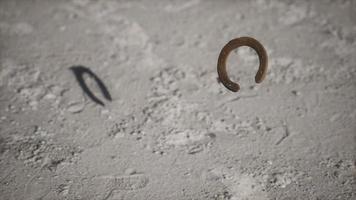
[{"xmin": 217, "ymin": 37, "xmax": 268, "ymax": 92}]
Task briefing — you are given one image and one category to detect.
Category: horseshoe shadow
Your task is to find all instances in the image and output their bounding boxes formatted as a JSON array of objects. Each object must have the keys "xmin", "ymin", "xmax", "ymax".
[{"xmin": 69, "ymin": 66, "xmax": 112, "ymax": 106}]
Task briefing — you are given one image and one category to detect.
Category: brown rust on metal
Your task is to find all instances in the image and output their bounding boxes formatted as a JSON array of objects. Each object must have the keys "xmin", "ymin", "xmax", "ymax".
[{"xmin": 217, "ymin": 37, "xmax": 268, "ymax": 92}]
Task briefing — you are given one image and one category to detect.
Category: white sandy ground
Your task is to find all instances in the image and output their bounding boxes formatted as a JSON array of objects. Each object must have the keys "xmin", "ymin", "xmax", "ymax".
[{"xmin": 0, "ymin": 0, "xmax": 355, "ymax": 199}]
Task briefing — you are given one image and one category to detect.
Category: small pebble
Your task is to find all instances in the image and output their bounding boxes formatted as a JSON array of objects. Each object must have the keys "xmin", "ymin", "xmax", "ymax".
[
  {"xmin": 125, "ymin": 168, "xmax": 137, "ymax": 175},
  {"xmin": 67, "ymin": 102, "xmax": 85, "ymax": 113},
  {"xmin": 291, "ymin": 90, "xmax": 301, "ymax": 96}
]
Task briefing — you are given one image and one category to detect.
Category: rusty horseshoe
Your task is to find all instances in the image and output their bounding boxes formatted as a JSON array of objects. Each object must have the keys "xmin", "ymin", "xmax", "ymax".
[{"xmin": 217, "ymin": 37, "xmax": 268, "ymax": 92}]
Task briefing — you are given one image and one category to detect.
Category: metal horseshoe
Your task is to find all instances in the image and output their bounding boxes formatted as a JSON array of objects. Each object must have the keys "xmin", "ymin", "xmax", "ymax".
[{"xmin": 217, "ymin": 37, "xmax": 268, "ymax": 92}]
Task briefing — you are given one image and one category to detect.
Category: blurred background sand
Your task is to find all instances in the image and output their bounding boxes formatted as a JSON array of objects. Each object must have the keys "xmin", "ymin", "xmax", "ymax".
[{"xmin": 0, "ymin": 0, "xmax": 355, "ymax": 199}]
